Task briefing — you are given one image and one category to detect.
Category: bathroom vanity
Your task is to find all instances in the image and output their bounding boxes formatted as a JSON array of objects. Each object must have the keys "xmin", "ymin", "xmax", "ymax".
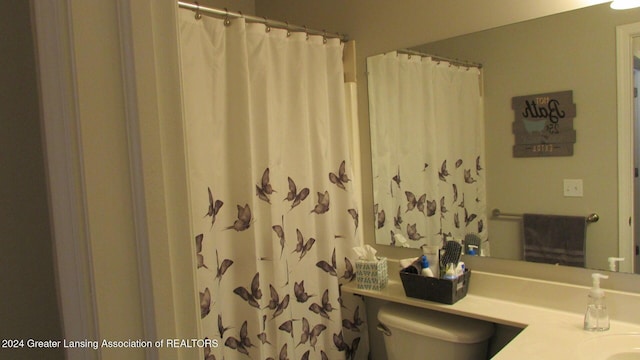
[{"xmin": 343, "ymin": 259, "xmax": 640, "ymax": 359}]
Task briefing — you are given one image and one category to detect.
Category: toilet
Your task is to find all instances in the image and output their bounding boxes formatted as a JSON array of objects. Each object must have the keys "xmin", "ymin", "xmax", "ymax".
[{"xmin": 377, "ymin": 303, "xmax": 495, "ymax": 360}]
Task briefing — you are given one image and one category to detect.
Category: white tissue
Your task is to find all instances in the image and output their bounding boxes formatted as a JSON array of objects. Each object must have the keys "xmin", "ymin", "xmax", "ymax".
[
  {"xmin": 393, "ymin": 233, "xmax": 410, "ymax": 248},
  {"xmin": 352, "ymin": 244, "xmax": 378, "ymax": 261}
]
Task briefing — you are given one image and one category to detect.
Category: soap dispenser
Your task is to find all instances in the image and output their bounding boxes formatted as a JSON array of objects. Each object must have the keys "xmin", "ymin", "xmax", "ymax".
[{"xmin": 583, "ymin": 273, "xmax": 610, "ymax": 331}]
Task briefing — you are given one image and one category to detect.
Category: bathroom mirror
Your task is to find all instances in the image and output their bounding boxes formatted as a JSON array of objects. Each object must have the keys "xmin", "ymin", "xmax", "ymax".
[{"xmin": 368, "ymin": 2, "xmax": 640, "ymax": 273}]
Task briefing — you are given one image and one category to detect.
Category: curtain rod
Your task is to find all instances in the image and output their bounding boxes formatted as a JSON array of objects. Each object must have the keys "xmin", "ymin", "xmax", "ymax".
[
  {"xmin": 397, "ymin": 49, "xmax": 483, "ymax": 69},
  {"xmin": 177, "ymin": 1, "xmax": 349, "ymax": 42}
]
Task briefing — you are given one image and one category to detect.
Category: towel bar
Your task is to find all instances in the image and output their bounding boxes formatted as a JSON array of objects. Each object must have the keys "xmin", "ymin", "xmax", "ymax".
[{"xmin": 491, "ymin": 208, "xmax": 599, "ymax": 223}]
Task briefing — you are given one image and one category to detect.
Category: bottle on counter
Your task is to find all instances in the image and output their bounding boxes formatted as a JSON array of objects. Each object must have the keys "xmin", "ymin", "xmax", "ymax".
[
  {"xmin": 583, "ymin": 273, "xmax": 610, "ymax": 332},
  {"xmin": 420, "ymin": 255, "xmax": 435, "ymax": 277}
]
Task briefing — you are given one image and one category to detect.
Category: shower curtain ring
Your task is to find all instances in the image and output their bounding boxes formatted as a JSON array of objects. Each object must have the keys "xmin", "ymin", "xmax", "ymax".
[
  {"xmin": 194, "ymin": 1, "xmax": 202, "ymax": 20},
  {"xmin": 264, "ymin": 17, "xmax": 271, "ymax": 33},
  {"xmin": 322, "ymin": 30, "xmax": 327, "ymax": 44},
  {"xmin": 285, "ymin": 21, "xmax": 291, "ymax": 37},
  {"xmin": 223, "ymin": 8, "xmax": 231, "ymax": 26},
  {"xmin": 304, "ymin": 25, "xmax": 309, "ymax": 40}
]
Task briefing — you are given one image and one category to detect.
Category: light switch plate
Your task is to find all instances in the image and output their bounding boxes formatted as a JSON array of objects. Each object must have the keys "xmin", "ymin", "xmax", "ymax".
[{"xmin": 563, "ymin": 179, "xmax": 583, "ymax": 197}]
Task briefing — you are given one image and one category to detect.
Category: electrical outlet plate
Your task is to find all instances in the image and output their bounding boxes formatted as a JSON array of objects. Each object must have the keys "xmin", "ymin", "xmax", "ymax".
[{"xmin": 563, "ymin": 179, "xmax": 583, "ymax": 197}]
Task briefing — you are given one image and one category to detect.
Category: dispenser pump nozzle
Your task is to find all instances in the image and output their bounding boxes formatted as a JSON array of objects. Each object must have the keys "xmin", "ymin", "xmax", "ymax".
[
  {"xmin": 608, "ymin": 257, "xmax": 625, "ymax": 272},
  {"xmin": 590, "ymin": 273, "xmax": 609, "ymax": 298}
]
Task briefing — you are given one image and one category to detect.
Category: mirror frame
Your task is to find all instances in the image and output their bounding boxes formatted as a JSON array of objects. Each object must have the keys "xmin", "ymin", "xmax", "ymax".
[{"xmin": 616, "ymin": 21, "xmax": 638, "ymax": 273}]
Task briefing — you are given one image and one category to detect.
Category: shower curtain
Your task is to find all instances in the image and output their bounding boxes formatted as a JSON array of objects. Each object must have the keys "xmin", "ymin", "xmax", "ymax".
[
  {"xmin": 179, "ymin": 10, "xmax": 367, "ymax": 360},
  {"xmin": 367, "ymin": 52, "xmax": 487, "ymax": 250}
]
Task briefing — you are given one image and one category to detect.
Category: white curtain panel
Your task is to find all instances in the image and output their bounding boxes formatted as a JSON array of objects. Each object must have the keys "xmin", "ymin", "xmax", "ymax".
[
  {"xmin": 179, "ymin": 10, "xmax": 367, "ymax": 360},
  {"xmin": 368, "ymin": 52, "xmax": 487, "ymax": 250}
]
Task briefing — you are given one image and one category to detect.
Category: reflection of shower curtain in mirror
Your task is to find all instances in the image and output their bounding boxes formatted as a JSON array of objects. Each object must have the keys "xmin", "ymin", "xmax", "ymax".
[
  {"xmin": 367, "ymin": 52, "xmax": 487, "ymax": 250},
  {"xmin": 179, "ymin": 10, "xmax": 367, "ymax": 360}
]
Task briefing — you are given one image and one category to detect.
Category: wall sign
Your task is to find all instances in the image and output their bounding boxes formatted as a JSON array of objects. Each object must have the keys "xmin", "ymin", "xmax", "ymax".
[{"xmin": 511, "ymin": 90, "xmax": 576, "ymax": 157}]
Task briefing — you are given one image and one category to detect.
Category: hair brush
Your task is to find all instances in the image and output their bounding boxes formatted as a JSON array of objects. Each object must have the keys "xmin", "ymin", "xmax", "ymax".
[{"xmin": 440, "ymin": 240, "xmax": 462, "ymax": 270}]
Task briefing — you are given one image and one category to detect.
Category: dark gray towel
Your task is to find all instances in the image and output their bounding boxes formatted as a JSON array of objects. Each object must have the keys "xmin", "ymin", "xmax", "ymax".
[{"xmin": 522, "ymin": 213, "xmax": 586, "ymax": 267}]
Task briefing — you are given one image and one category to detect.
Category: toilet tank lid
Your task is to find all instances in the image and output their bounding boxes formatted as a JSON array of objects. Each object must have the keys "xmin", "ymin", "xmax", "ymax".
[{"xmin": 377, "ymin": 303, "xmax": 494, "ymax": 344}]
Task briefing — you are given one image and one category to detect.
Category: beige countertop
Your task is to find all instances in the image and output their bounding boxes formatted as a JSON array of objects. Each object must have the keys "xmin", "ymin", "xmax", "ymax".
[{"xmin": 342, "ymin": 269, "xmax": 640, "ymax": 359}]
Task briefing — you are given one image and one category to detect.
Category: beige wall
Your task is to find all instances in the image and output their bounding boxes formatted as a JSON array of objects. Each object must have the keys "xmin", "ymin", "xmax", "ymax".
[
  {"xmin": 415, "ymin": 3, "xmax": 640, "ymax": 270},
  {"xmin": 0, "ymin": 1, "xmax": 63, "ymax": 359},
  {"xmin": 254, "ymin": 0, "xmax": 612, "ymax": 263}
]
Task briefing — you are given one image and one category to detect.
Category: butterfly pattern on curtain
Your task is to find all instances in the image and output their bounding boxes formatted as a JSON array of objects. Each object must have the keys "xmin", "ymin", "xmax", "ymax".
[
  {"xmin": 194, "ymin": 163, "xmax": 365, "ymax": 360},
  {"xmin": 179, "ymin": 9, "xmax": 368, "ymax": 360},
  {"xmin": 367, "ymin": 52, "xmax": 488, "ymax": 251},
  {"xmin": 376, "ymin": 157, "xmax": 486, "ymax": 245}
]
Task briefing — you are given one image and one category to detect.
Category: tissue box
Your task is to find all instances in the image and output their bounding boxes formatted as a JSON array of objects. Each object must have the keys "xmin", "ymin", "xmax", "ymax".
[
  {"xmin": 355, "ymin": 256, "xmax": 388, "ymax": 290},
  {"xmin": 399, "ymin": 268, "xmax": 471, "ymax": 304}
]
